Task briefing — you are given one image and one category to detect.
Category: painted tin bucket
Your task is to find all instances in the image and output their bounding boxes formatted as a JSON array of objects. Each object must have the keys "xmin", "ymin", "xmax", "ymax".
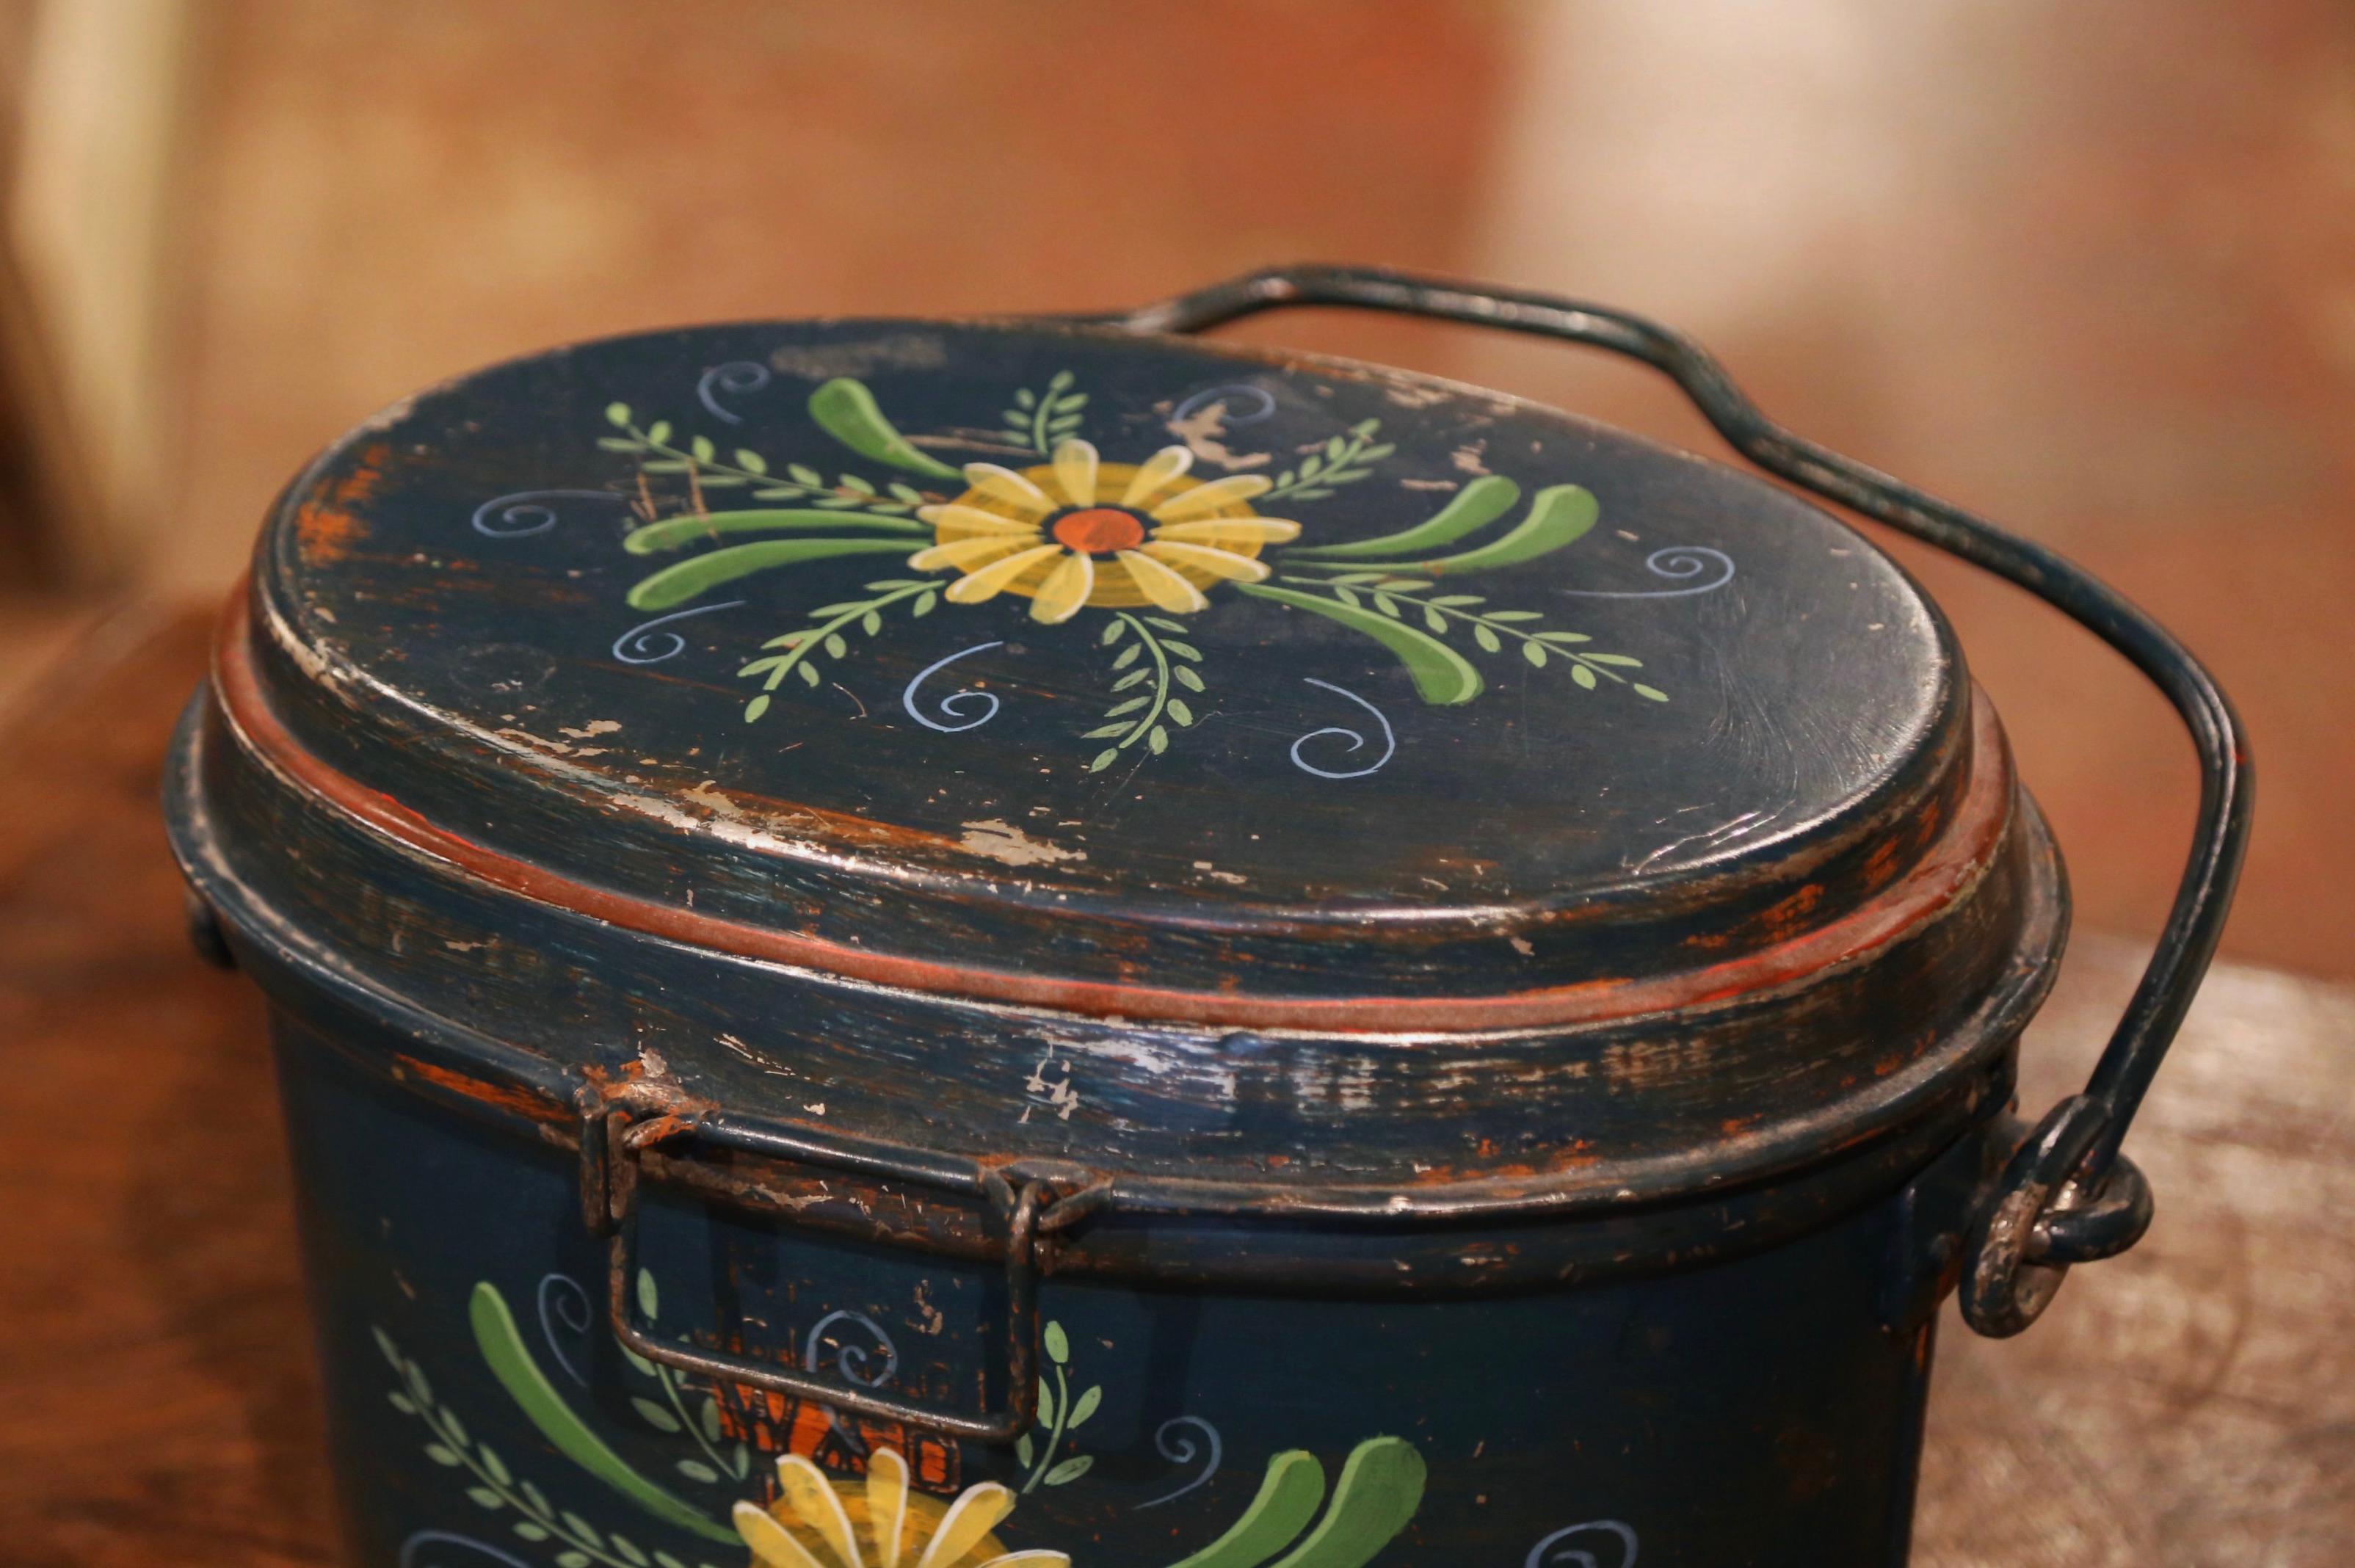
[{"xmin": 165, "ymin": 266, "xmax": 2249, "ymax": 1568}]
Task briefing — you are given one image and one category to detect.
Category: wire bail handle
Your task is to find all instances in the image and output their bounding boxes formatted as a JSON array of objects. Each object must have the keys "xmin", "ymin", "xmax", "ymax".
[{"xmin": 1097, "ymin": 264, "xmax": 2251, "ymax": 1337}]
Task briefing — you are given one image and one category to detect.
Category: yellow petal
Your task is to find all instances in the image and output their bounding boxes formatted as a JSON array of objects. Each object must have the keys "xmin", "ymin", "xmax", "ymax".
[
  {"xmin": 915, "ymin": 1484, "xmax": 1017, "ymax": 1568},
  {"xmin": 777, "ymin": 1454, "xmax": 864, "ymax": 1568},
  {"xmin": 1115, "ymin": 550, "xmax": 1210, "ymax": 614},
  {"xmin": 918, "ymin": 504, "xmax": 1045, "ymax": 536},
  {"xmin": 1120, "ymin": 446, "xmax": 1194, "ymax": 507},
  {"xmin": 909, "ymin": 534, "xmax": 1039, "ymax": 573},
  {"xmin": 866, "ymin": 1449, "xmax": 911, "ymax": 1568},
  {"xmin": 736, "ymin": 1500, "xmax": 828, "ymax": 1568},
  {"xmin": 946, "ymin": 543, "xmax": 1062, "ymax": 603},
  {"xmin": 1150, "ymin": 473, "xmax": 1273, "ymax": 522},
  {"xmin": 961, "ymin": 464, "xmax": 1053, "ymax": 518},
  {"xmin": 973, "ymin": 1556, "xmax": 1070, "ymax": 1568},
  {"xmin": 1141, "ymin": 540, "xmax": 1270, "ymax": 582},
  {"xmin": 1029, "ymin": 550, "xmax": 1095, "ymax": 624},
  {"xmin": 1151, "ymin": 518, "xmax": 1301, "ymax": 545},
  {"xmin": 1051, "ymin": 439, "xmax": 1100, "ymax": 507}
]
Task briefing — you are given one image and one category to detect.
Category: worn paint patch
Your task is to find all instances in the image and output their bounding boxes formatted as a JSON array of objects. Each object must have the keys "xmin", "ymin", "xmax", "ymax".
[
  {"xmin": 769, "ymin": 333, "xmax": 946, "ymax": 380},
  {"xmin": 959, "ymin": 817, "xmax": 1084, "ymax": 867},
  {"xmin": 294, "ymin": 443, "xmax": 388, "ymax": 562},
  {"xmin": 1164, "ymin": 400, "xmax": 1272, "ymax": 470}
]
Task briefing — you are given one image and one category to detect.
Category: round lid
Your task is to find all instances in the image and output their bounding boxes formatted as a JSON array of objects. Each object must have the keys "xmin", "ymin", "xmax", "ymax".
[
  {"xmin": 241, "ymin": 318, "xmax": 1982, "ymax": 1020},
  {"xmin": 186, "ymin": 313, "xmax": 2070, "ymax": 1241}
]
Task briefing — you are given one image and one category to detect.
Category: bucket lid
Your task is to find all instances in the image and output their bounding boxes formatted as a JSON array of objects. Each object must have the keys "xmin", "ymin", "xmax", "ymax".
[{"xmin": 181, "ymin": 317, "xmax": 2063, "ymax": 1236}]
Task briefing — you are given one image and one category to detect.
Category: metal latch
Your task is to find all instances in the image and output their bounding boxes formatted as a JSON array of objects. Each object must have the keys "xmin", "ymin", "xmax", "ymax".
[{"xmin": 577, "ymin": 1101, "xmax": 1054, "ymax": 1444}]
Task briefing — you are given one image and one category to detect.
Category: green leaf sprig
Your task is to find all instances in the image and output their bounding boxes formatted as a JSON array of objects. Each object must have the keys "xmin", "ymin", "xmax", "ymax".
[
  {"xmin": 1083, "ymin": 613, "xmax": 1205, "ymax": 771},
  {"xmin": 602, "ymin": 403, "xmax": 932, "ymax": 515},
  {"xmin": 1263, "ymin": 419, "xmax": 1394, "ymax": 501},
  {"xmin": 619, "ymin": 1270, "xmax": 751, "ymax": 1487},
  {"xmin": 373, "ymin": 1321, "xmax": 729, "ymax": 1568},
  {"xmin": 1016, "ymin": 1319, "xmax": 1102, "ymax": 1493},
  {"xmin": 736, "ymin": 578, "xmax": 940, "ymax": 720},
  {"xmin": 1280, "ymin": 572, "xmax": 1666, "ymax": 701},
  {"xmin": 1001, "ymin": 369, "xmax": 1087, "ymax": 455}
]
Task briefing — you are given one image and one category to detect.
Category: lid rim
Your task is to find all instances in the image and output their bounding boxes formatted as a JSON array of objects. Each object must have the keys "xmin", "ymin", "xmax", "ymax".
[
  {"xmin": 173, "ymin": 711, "xmax": 2059, "ymax": 1225},
  {"xmin": 217, "ymin": 587, "xmax": 2016, "ymax": 1034}
]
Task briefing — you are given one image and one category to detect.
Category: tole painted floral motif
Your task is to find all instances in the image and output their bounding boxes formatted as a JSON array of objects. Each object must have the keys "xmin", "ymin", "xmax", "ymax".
[
  {"xmin": 596, "ymin": 369, "xmax": 1674, "ymax": 774},
  {"xmin": 379, "ymin": 1273, "xmax": 1443, "ymax": 1568}
]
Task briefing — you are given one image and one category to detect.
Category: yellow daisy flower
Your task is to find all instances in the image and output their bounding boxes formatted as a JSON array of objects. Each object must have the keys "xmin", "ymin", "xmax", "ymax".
[
  {"xmin": 907, "ymin": 440, "xmax": 1301, "ymax": 625},
  {"xmin": 733, "ymin": 1451, "xmax": 1067, "ymax": 1568}
]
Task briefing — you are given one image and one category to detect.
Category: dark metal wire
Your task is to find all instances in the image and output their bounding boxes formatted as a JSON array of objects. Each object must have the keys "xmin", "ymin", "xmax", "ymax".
[{"xmin": 1094, "ymin": 262, "xmax": 2251, "ymax": 1261}]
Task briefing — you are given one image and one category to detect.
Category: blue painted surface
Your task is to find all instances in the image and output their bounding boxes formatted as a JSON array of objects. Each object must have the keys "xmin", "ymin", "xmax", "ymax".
[{"xmin": 161, "ymin": 314, "xmax": 2080, "ymax": 1566}]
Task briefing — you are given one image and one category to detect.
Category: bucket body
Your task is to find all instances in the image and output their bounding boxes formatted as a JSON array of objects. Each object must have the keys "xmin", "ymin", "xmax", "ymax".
[
  {"xmin": 268, "ymin": 998, "xmax": 1997, "ymax": 1568},
  {"xmin": 159, "ymin": 296, "xmax": 2159, "ymax": 1568}
]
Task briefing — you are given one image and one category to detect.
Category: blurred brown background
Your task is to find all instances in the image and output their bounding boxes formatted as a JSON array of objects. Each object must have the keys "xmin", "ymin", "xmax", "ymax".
[
  {"xmin": 1, "ymin": 9, "xmax": 2351, "ymax": 1568},
  {"xmin": 4, "ymin": 0, "xmax": 2348, "ymax": 979}
]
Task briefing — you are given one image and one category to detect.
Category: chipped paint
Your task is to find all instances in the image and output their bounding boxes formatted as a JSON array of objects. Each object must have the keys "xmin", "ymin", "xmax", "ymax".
[
  {"xmin": 292, "ymin": 443, "xmax": 388, "ymax": 563},
  {"xmin": 958, "ymin": 818, "xmax": 1084, "ymax": 868},
  {"xmin": 1164, "ymin": 400, "xmax": 1272, "ymax": 470}
]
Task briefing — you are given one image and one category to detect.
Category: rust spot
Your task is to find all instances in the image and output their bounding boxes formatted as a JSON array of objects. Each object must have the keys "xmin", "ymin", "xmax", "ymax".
[
  {"xmin": 393, "ymin": 1055, "xmax": 566, "ymax": 1124},
  {"xmin": 294, "ymin": 444, "xmax": 388, "ymax": 562}
]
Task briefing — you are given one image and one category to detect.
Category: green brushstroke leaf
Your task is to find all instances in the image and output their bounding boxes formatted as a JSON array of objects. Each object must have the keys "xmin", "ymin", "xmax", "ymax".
[
  {"xmin": 1324, "ymin": 484, "xmax": 1599, "ymax": 576},
  {"xmin": 626, "ymin": 538, "xmax": 913, "ymax": 610},
  {"xmin": 1285, "ymin": 476, "xmax": 1522, "ymax": 559},
  {"xmin": 808, "ymin": 378, "xmax": 962, "ymax": 478},
  {"xmin": 1166, "ymin": 1450, "xmax": 1327, "ymax": 1568},
  {"xmin": 1236, "ymin": 585, "xmax": 1482, "ymax": 705},
  {"xmin": 1266, "ymin": 1437, "xmax": 1427, "ymax": 1568},
  {"xmin": 625, "ymin": 510, "xmax": 924, "ymax": 553},
  {"xmin": 466, "ymin": 1283, "xmax": 738, "ymax": 1545}
]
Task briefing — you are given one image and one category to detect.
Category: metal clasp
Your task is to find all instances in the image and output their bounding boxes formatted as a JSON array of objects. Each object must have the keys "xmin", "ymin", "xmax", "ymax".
[{"xmin": 578, "ymin": 1102, "xmax": 1048, "ymax": 1444}]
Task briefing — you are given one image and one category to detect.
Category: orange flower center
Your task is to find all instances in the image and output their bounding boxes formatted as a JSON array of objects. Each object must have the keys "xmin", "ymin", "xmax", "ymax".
[{"xmin": 1051, "ymin": 507, "xmax": 1146, "ymax": 555}]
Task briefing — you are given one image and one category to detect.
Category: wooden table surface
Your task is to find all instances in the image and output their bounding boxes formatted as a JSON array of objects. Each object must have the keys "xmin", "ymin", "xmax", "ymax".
[{"xmin": 2, "ymin": 608, "xmax": 2348, "ymax": 1567}]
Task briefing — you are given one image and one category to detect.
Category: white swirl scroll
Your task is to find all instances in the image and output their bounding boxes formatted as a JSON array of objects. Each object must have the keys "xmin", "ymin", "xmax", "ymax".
[
  {"xmin": 1172, "ymin": 382, "xmax": 1277, "ymax": 427},
  {"xmin": 902, "ymin": 641, "xmax": 1006, "ymax": 733},
  {"xmin": 1134, "ymin": 1415, "xmax": 1223, "ymax": 1510},
  {"xmin": 1289, "ymin": 678, "xmax": 1396, "ymax": 780},
  {"xmin": 534, "ymin": 1272, "xmax": 593, "ymax": 1387},
  {"xmin": 1556, "ymin": 546, "xmax": 1733, "ymax": 599},
  {"xmin": 1525, "ymin": 1520, "xmax": 1639, "ymax": 1568},
  {"xmin": 805, "ymin": 1309, "xmax": 900, "ymax": 1452},
  {"xmin": 697, "ymin": 360, "xmax": 772, "ymax": 424},
  {"xmin": 401, "ymin": 1531, "xmax": 534, "ymax": 1568},
  {"xmin": 471, "ymin": 489, "xmax": 628, "ymax": 539},
  {"xmin": 612, "ymin": 600, "xmax": 745, "ymax": 664}
]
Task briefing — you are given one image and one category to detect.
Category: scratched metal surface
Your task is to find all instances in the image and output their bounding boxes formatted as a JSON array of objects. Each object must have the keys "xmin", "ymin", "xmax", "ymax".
[{"xmin": 4, "ymin": 614, "xmax": 2346, "ymax": 1565}]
